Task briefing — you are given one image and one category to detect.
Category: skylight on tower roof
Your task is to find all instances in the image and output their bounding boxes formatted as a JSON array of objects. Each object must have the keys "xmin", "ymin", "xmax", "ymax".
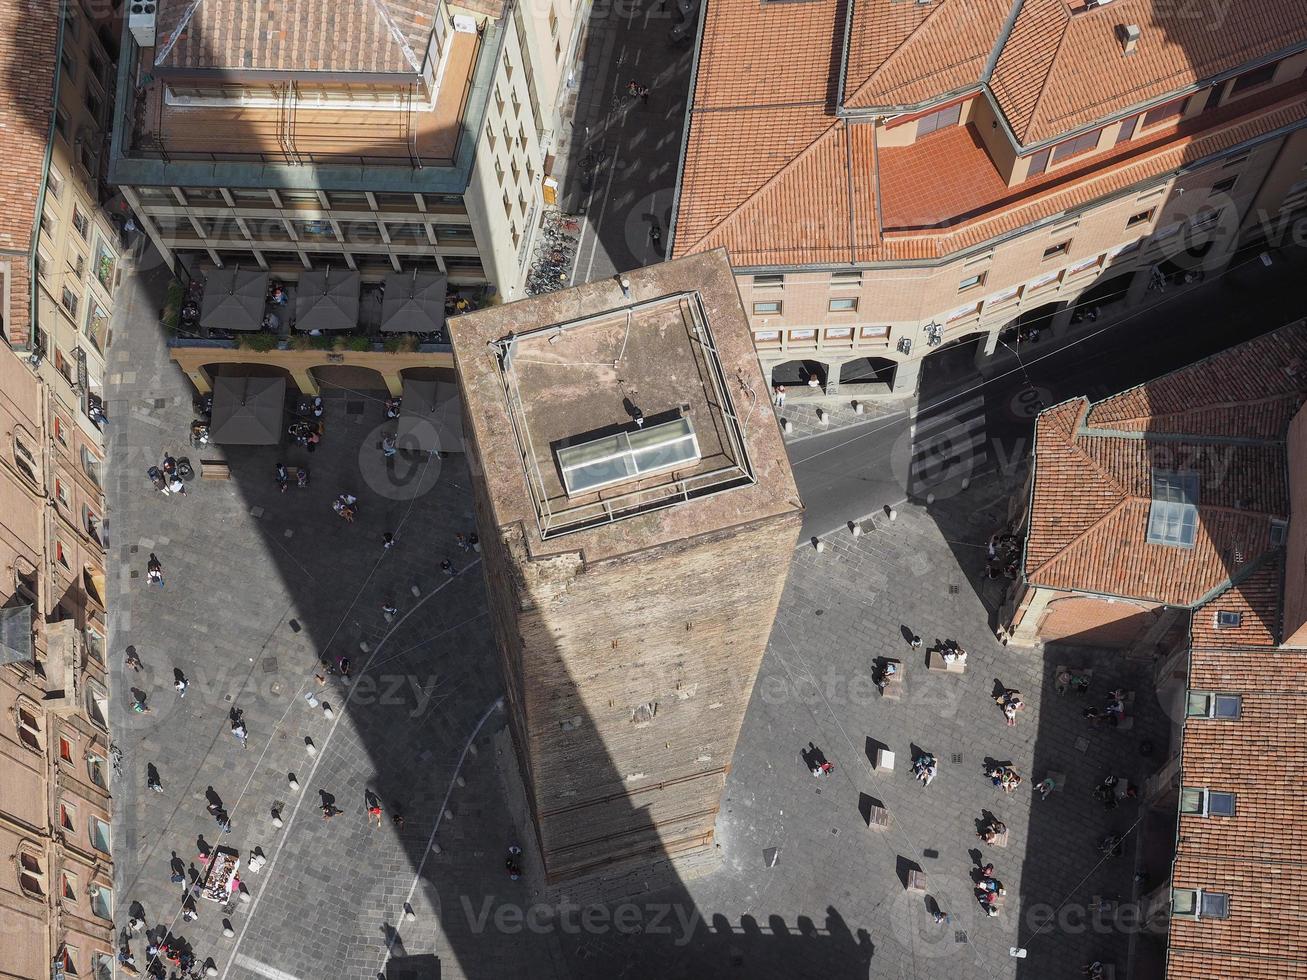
[
  {"xmin": 1147, "ymin": 470, "xmax": 1199, "ymax": 548},
  {"xmin": 557, "ymin": 416, "xmax": 701, "ymax": 497}
]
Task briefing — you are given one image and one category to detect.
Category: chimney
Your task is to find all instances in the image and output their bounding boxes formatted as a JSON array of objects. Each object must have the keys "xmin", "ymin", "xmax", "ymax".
[{"xmin": 1117, "ymin": 23, "xmax": 1141, "ymax": 56}]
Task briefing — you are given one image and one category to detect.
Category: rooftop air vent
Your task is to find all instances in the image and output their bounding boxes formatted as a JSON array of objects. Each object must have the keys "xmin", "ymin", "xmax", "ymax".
[
  {"xmin": 128, "ymin": 1, "xmax": 156, "ymax": 47},
  {"xmin": 1117, "ymin": 23, "xmax": 1141, "ymax": 56}
]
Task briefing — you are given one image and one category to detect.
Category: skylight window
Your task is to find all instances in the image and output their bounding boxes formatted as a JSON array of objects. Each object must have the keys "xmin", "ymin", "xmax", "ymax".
[
  {"xmin": 557, "ymin": 416, "xmax": 701, "ymax": 497},
  {"xmin": 1147, "ymin": 470, "xmax": 1199, "ymax": 548}
]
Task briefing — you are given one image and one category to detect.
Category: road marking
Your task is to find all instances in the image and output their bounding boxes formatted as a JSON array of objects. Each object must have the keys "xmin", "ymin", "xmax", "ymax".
[
  {"xmin": 784, "ymin": 409, "xmax": 907, "ymax": 445},
  {"xmin": 232, "ymin": 956, "xmax": 303, "ymax": 980}
]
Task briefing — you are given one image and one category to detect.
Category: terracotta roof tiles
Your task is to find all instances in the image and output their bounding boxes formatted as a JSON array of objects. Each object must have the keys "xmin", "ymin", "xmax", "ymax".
[{"xmin": 1022, "ymin": 323, "xmax": 1307, "ymax": 607}]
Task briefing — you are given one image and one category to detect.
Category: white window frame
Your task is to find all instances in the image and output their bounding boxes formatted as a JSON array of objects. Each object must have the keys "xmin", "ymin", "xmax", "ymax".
[{"xmin": 1186, "ymin": 691, "xmax": 1241, "ymax": 719}]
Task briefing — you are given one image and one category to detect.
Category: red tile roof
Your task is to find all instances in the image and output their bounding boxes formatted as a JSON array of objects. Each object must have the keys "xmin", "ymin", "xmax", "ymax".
[
  {"xmin": 0, "ymin": 0, "xmax": 58, "ymax": 346},
  {"xmin": 674, "ymin": 0, "xmax": 1307, "ymax": 266},
  {"xmin": 1023, "ymin": 324, "xmax": 1307, "ymax": 608}
]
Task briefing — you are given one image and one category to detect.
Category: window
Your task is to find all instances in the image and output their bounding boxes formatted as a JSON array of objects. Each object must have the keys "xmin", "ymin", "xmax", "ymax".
[
  {"xmin": 987, "ymin": 285, "xmax": 1020, "ymax": 306},
  {"xmin": 88, "ymin": 883, "xmax": 111, "ymax": 919},
  {"xmin": 831, "ymin": 270, "xmax": 862, "ymax": 286},
  {"xmin": 1142, "ymin": 97, "xmax": 1187, "ymax": 129},
  {"xmin": 59, "ymin": 733, "xmax": 74, "ymax": 763},
  {"xmin": 61, "ymin": 286, "xmax": 79, "ymax": 318},
  {"xmin": 1050, "ymin": 128, "xmax": 1103, "ymax": 166},
  {"xmin": 1173, "ymin": 889, "xmax": 1231, "ymax": 919},
  {"xmin": 81, "ymin": 446, "xmax": 102, "ymax": 487},
  {"xmin": 89, "ymin": 816, "xmax": 111, "ymax": 854},
  {"xmin": 1181, "ymin": 788, "xmax": 1237, "ymax": 817},
  {"xmin": 1230, "ymin": 61, "xmax": 1278, "ymax": 96},
  {"xmin": 549, "ymin": 5, "xmax": 558, "ymax": 37},
  {"xmin": 1043, "ymin": 241, "xmax": 1070, "ymax": 260},
  {"xmin": 1028, "ymin": 269, "xmax": 1061, "ymax": 292},
  {"xmin": 1116, "ymin": 113, "xmax": 1140, "ymax": 145},
  {"xmin": 828, "ymin": 297, "xmax": 858, "ymax": 312},
  {"xmin": 17, "ymin": 702, "xmax": 42, "ymax": 752},
  {"xmin": 946, "ymin": 302, "xmax": 981, "ymax": 323},
  {"xmin": 485, "ymin": 120, "xmax": 496, "ymax": 149},
  {"xmin": 958, "ymin": 273, "xmax": 986, "ymax": 291},
  {"xmin": 752, "ymin": 301, "xmax": 782, "ymax": 315},
  {"xmin": 61, "ymin": 870, "xmax": 77, "ymax": 900},
  {"xmin": 1066, "ymin": 256, "xmax": 1100, "ymax": 277},
  {"xmin": 47, "ymin": 168, "xmax": 63, "ymax": 199},
  {"xmin": 753, "ymin": 273, "xmax": 784, "ymax": 288},
  {"xmin": 87, "ymin": 752, "xmax": 107, "ymax": 788},
  {"xmin": 60, "ymin": 947, "xmax": 80, "ymax": 977},
  {"xmin": 495, "ymin": 158, "xmax": 504, "ymax": 184},
  {"xmin": 1215, "ymin": 610, "xmax": 1242, "ymax": 629},
  {"xmin": 61, "ymin": 46, "xmax": 76, "ymax": 81},
  {"xmin": 824, "ymin": 327, "xmax": 854, "ymax": 340},
  {"xmin": 1025, "ymin": 147, "xmax": 1052, "ymax": 179},
  {"xmin": 56, "ymin": 108, "xmax": 69, "ymax": 138},
  {"xmin": 494, "ymin": 84, "xmax": 504, "ymax": 114},
  {"xmin": 1147, "ymin": 470, "xmax": 1199, "ymax": 547},
  {"xmin": 87, "ymin": 684, "xmax": 108, "ymax": 729},
  {"xmin": 788, "ymin": 329, "xmax": 817, "ymax": 342},
  {"xmin": 86, "ymin": 89, "xmax": 103, "ymax": 122},
  {"xmin": 753, "ymin": 329, "xmax": 781, "ymax": 345},
  {"xmin": 914, "ymin": 102, "xmax": 963, "ymax": 138},
  {"xmin": 17, "ymin": 845, "xmax": 45, "ymax": 897},
  {"xmin": 72, "ymin": 206, "xmax": 89, "ymax": 240},
  {"xmin": 1127, "ymin": 209, "xmax": 1154, "ymax": 227},
  {"xmin": 53, "ymin": 416, "xmax": 67, "ymax": 445},
  {"xmin": 60, "ymin": 800, "xmax": 76, "ymax": 832},
  {"xmin": 56, "ymin": 540, "xmax": 69, "ymax": 568},
  {"xmin": 1186, "ymin": 691, "xmax": 1241, "ymax": 718},
  {"xmin": 1211, "ymin": 176, "xmax": 1237, "ymax": 195},
  {"xmin": 93, "ymin": 952, "xmax": 114, "ymax": 980},
  {"xmin": 55, "ymin": 478, "xmax": 68, "ymax": 507},
  {"xmin": 860, "ymin": 325, "xmax": 890, "ymax": 340},
  {"xmin": 1272, "ymin": 519, "xmax": 1288, "ymax": 546}
]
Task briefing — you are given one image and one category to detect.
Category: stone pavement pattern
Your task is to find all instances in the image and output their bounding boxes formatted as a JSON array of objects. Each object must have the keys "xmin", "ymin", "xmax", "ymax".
[{"xmin": 108, "ymin": 248, "xmax": 1164, "ymax": 978}]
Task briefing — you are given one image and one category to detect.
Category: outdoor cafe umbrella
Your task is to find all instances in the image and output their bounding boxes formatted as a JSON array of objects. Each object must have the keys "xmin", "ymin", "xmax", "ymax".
[
  {"xmin": 380, "ymin": 271, "xmax": 448, "ymax": 333},
  {"xmin": 200, "ymin": 267, "xmax": 269, "ymax": 332},
  {"xmin": 295, "ymin": 269, "xmax": 360, "ymax": 332},
  {"xmin": 396, "ymin": 378, "xmax": 464, "ymax": 454},
  {"xmin": 209, "ymin": 375, "xmax": 286, "ymax": 445}
]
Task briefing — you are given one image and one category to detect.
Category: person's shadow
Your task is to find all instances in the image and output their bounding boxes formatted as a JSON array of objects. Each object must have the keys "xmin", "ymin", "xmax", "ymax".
[{"xmin": 800, "ymin": 742, "xmax": 827, "ymax": 773}]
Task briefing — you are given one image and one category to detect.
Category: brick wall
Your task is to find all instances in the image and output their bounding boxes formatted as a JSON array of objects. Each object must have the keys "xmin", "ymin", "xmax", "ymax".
[{"xmin": 1037, "ymin": 594, "xmax": 1161, "ymax": 648}]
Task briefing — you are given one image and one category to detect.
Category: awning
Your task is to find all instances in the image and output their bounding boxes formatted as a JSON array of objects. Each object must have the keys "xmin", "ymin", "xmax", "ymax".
[
  {"xmin": 200, "ymin": 267, "xmax": 270, "ymax": 332},
  {"xmin": 380, "ymin": 271, "xmax": 448, "ymax": 333},
  {"xmin": 209, "ymin": 375, "xmax": 287, "ymax": 445},
  {"xmin": 396, "ymin": 379, "xmax": 465, "ymax": 454},
  {"xmin": 0, "ymin": 603, "xmax": 33, "ymax": 666},
  {"xmin": 295, "ymin": 269, "xmax": 360, "ymax": 332}
]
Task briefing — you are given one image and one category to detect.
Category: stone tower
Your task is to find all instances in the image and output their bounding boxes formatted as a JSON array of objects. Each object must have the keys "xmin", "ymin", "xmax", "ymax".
[{"xmin": 449, "ymin": 250, "xmax": 802, "ymax": 883}]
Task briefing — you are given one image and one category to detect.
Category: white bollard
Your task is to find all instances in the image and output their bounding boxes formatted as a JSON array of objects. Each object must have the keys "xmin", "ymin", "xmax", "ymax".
[
  {"xmin": 444, "ymin": 808, "xmax": 454, "ymax": 821},
  {"xmin": 961, "ymin": 477, "xmax": 970, "ymax": 490},
  {"xmin": 323, "ymin": 704, "xmax": 333, "ymax": 720},
  {"xmin": 889, "ymin": 507, "xmax": 898, "ymax": 521},
  {"xmin": 455, "ymin": 775, "xmax": 466, "ymax": 788},
  {"xmin": 411, "ymin": 584, "xmax": 422, "ymax": 597},
  {"xmin": 239, "ymin": 889, "xmax": 250, "ymax": 903},
  {"xmin": 926, "ymin": 493, "xmax": 936, "ymax": 505},
  {"xmin": 814, "ymin": 540, "xmax": 825, "ymax": 553},
  {"xmin": 359, "ymin": 641, "xmax": 370, "ymax": 653},
  {"xmin": 223, "ymin": 926, "xmax": 235, "ymax": 938},
  {"xmin": 305, "ymin": 737, "xmax": 317, "ymax": 756},
  {"xmin": 272, "ymin": 813, "xmax": 284, "ymax": 828},
  {"xmin": 287, "ymin": 774, "xmax": 300, "ymax": 791},
  {"xmin": 851, "ymin": 524, "xmax": 862, "ymax": 538},
  {"xmin": 854, "ymin": 401, "xmax": 865, "ymax": 415},
  {"xmin": 431, "ymin": 842, "xmax": 442, "ymax": 854},
  {"xmin": 781, "ymin": 418, "xmax": 792, "ymax": 433},
  {"xmin": 817, "ymin": 408, "xmax": 829, "ymax": 426}
]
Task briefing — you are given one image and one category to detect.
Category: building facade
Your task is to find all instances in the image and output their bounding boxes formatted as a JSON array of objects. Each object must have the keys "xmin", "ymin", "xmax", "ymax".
[
  {"xmin": 1000, "ymin": 322, "xmax": 1307, "ymax": 978},
  {"xmin": 2, "ymin": 0, "xmax": 119, "ymax": 464},
  {"xmin": 109, "ymin": 0, "xmax": 582, "ymax": 304},
  {"xmin": 450, "ymin": 251, "xmax": 802, "ymax": 883},
  {"xmin": 671, "ymin": 0, "xmax": 1307, "ymax": 400},
  {"xmin": 0, "ymin": 343, "xmax": 114, "ymax": 980}
]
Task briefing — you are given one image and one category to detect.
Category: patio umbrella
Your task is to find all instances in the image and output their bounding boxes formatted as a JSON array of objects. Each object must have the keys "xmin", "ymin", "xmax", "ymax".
[
  {"xmin": 200, "ymin": 267, "xmax": 269, "ymax": 331},
  {"xmin": 295, "ymin": 269, "xmax": 360, "ymax": 332},
  {"xmin": 209, "ymin": 375, "xmax": 286, "ymax": 445},
  {"xmin": 396, "ymin": 378, "xmax": 464, "ymax": 453},
  {"xmin": 380, "ymin": 271, "xmax": 448, "ymax": 333}
]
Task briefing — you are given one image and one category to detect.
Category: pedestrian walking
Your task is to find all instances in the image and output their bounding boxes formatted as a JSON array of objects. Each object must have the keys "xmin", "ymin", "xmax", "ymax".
[
  {"xmin": 215, "ymin": 809, "xmax": 232, "ymax": 833},
  {"xmin": 773, "ymin": 383, "xmax": 786, "ymax": 408},
  {"xmin": 382, "ymin": 532, "xmax": 395, "ymax": 551},
  {"xmin": 321, "ymin": 803, "xmax": 342, "ymax": 820},
  {"xmin": 231, "ymin": 719, "xmax": 249, "ymax": 749},
  {"xmin": 125, "ymin": 647, "xmax": 143, "ymax": 671},
  {"xmin": 933, "ymin": 910, "xmax": 950, "ymax": 925},
  {"xmin": 147, "ymin": 769, "xmax": 164, "ymax": 793},
  {"xmin": 147, "ymin": 554, "xmax": 164, "ymax": 588},
  {"xmin": 275, "ymin": 462, "xmax": 289, "ymax": 492},
  {"xmin": 382, "ymin": 600, "xmax": 398, "ymax": 619},
  {"xmin": 174, "ymin": 675, "xmax": 188, "ymax": 698},
  {"xmin": 909, "ymin": 634, "xmax": 922, "ymax": 649},
  {"xmin": 650, "ymin": 223, "xmax": 662, "ymax": 250},
  {"xmin": 382, "ymin": 433, "xmax": 398, "ymax": 458},
  {"xmin": 131, "ymin": 692, "xmax": 152, "ymax": 714},
  {"xmin": 296, "ymin": 466, "xmax": 310, "ymax": 488},
  {"xmin": 366, "ymin": 791, "xmax": 383, "ymax": 828},
  {"xmin": 440, "ymin": 558, "xmax": 456, "ymax": 576},
  {"xmin": 468, "ymin": 532, "xmax": 480, "ymax": 553},
  {"xmin": 455, "ymin": 533, "xmax": 469, "ymax": 552},
  {"xmin": 392, "ymin": 810, "xmax": 405, "ymax": 831},
  {"xmin": 506, "ymin": 844, "xmax": 523, "ymax": 880}
]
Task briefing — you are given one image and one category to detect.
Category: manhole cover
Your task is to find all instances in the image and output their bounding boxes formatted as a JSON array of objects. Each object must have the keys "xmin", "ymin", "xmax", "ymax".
[
  {"xmin": 130, "ymin": 570, "xmax": 139, "ymax": 579},
  {"xmin": 951, "ymin": 753, "xmax": 963, "ymax": 765},
  {"xmin": 263, "ymin": 658, "xmax": 278, "ymax": 673},
  {"xmin": 955, "ymin": 930, "xmax": 969, "ymax": 944},
  {"xmin": 346, "ymin": 401, "xmax": 365, "ymax": 415},
  {"xmin": 948, "ymin": 584, "xmax": 960, "ymax": 595},
  {"xmin": 831, "ymin": 828, "xmax": 839, "ymax": 835},
  {"xmin": 154, "ymin": 398, "xmax": 167, "ymax": 409},
  {"xmin": 922, "ymin": 849, "xmax": 939, "ymax": 859},
  {"xmin": 223, "ymin": 694, "xmax": 233, "ymax": 702},
  {"xmin": 130, "ymin": 545, "xmax": 139, "ymax": 554}
]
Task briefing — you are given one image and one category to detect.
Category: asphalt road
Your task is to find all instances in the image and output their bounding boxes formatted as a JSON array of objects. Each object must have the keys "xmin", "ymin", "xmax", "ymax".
[{"xmin": 791, "ymin": 240, "xmax": 1307, "ymax": 538}]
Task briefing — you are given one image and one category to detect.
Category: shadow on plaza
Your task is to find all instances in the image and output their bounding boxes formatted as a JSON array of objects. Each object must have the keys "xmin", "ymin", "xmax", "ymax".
[{"xmin": 180, "ymin": 362, "xmax": 874, "ymax": 979}]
